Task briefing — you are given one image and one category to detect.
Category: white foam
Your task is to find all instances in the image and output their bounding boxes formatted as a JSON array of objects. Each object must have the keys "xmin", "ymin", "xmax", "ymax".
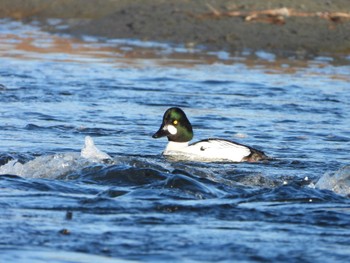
[
  {"xmin": 0, "ymin": 136, "xmax": 112, "ymax": 179},
  {"xmin": 315, "ymin": 165, "xmax": 350, "ymax": 196},
  {"xmin": 0, "ymin": 153, "xmax": 84, "ymax": 179},
  {"xmin": 81, "ymin": 136, "xmax": 112, "ymax": 161}
]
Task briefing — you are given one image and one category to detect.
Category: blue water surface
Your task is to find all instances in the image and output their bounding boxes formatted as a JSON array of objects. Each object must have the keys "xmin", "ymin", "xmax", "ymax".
[{"xmin": 0, "ymin": 19, "xmax": 350, "ymax": 262}]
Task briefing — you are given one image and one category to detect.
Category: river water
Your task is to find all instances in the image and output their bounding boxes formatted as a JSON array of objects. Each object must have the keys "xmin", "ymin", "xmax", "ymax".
[{"xmin": 0, "ymin": 19, "xmax": 350, "ymax": 262}]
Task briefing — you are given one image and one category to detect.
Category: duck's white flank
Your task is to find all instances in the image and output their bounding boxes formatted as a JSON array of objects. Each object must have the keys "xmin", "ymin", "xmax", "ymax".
[{"xmin": 163, "ymin": 139, "xmax": 252, "ymax": 162}]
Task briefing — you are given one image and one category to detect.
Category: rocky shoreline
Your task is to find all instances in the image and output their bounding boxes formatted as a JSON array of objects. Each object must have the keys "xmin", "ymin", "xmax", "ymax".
[{"xmin": 1, "ymin": 0, "xmax": 350, "ymax": 57}]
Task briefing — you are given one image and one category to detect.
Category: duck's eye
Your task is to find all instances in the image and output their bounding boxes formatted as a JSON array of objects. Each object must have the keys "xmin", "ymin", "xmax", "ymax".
[{"xmin": 173, "ymin": 120, "xmax": 178, "ymax": 125}]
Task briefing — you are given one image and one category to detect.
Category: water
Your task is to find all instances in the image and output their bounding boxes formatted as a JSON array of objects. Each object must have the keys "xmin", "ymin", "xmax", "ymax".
[{"xmin": 1, "ymin": 19, "xmax": 350, "ymax": 262}]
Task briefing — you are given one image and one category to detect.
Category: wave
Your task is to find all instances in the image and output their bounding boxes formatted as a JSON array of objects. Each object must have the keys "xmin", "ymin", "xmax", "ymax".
[
  {"xmin": 315, "ymin": 165, "xmax": 350, "ymax": 196},
  {"xmin": 0, "ymin": 136, "xmax": 112, "ymax": 179},
  {"xmin": 1, "ymin": 136, "xmax": 350, "ymax": 198}
]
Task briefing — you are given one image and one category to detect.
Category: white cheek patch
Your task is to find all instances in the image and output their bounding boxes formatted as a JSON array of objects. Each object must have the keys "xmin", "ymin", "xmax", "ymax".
[{"xmin": 166, "ymin": 125, "xmax": 177, "ymax": 135}]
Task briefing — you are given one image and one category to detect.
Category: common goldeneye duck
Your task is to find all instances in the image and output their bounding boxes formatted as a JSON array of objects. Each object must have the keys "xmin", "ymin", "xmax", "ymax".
[{"xmin": 152, "ymin": 107, "xmax": 268, "ymax": 162}]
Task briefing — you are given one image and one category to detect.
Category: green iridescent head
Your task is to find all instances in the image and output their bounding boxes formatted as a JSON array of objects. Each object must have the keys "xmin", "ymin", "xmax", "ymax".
[{"xmin": 152, "ymin": 107, "xmax": 193, "ymax": 142}]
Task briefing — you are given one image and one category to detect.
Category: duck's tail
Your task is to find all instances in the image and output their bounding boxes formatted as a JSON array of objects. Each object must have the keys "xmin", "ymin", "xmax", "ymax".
[{"xmin": 243, "ymin": 148, "xmax": 269, "ymax": 162}]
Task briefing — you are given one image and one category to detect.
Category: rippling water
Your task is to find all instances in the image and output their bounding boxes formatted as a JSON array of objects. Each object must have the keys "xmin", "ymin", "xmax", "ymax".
[{"xmin": 1, "ymin": 19, "xmax": 350, "ymax": 262}]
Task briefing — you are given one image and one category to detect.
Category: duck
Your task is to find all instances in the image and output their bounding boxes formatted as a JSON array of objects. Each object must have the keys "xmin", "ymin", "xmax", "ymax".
[{"xmin": 152, "ymin": 107, "xmax": 268, "ymax": 162}]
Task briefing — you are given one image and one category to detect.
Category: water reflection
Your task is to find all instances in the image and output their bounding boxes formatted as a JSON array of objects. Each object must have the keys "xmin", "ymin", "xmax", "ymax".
[{"xmin": 1, "ymin": 19, "xmax": 350, "ymax": 72}]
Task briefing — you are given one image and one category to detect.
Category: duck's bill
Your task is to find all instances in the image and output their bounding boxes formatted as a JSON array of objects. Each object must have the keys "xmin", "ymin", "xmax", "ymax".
[{"xmin": 152, "ymin": 126, "xmax": 170, "ymax": 138}]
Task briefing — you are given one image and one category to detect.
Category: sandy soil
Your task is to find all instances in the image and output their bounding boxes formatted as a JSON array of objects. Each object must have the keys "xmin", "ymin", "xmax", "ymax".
[{"xmin": 1, "ymin": 0, "xmax": 350, "ymax": 57}]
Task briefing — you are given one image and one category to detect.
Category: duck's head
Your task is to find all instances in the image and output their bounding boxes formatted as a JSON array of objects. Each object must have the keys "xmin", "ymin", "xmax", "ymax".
[{"xmin": 152, "ymin": 107, "xmax": 193, "ymax": 142}]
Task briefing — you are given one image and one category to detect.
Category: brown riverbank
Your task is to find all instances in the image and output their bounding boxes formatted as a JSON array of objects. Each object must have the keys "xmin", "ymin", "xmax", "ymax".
[{"xmin": 1, "ymin": 0, "xmax": 350, "ymax": 57}]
